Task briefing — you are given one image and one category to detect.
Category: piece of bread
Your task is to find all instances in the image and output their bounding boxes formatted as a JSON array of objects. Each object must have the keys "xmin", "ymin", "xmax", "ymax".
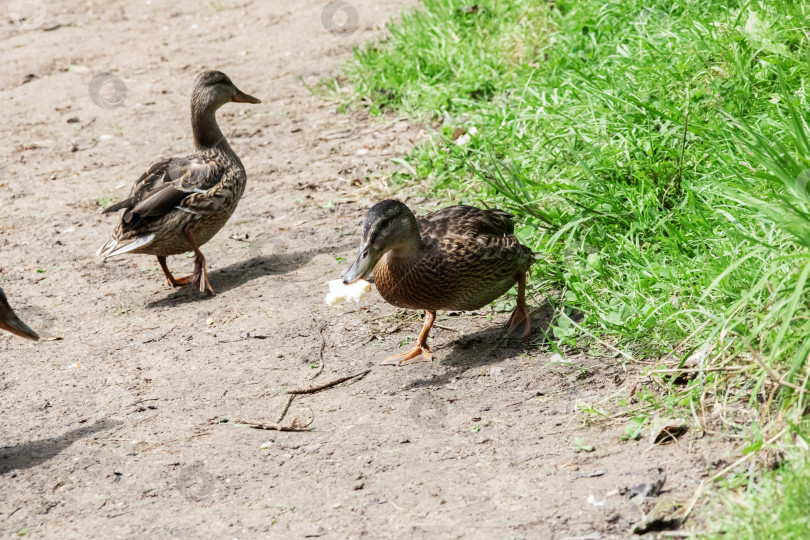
[{"xmin": 325, "ymin": 279, "xmax": 372, "ymax": 307}]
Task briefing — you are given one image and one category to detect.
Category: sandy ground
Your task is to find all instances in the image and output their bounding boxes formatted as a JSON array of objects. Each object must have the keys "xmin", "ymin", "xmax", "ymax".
[{"xmin": 0, "ymin": 0, "xmax": 736, "ymax": 538}]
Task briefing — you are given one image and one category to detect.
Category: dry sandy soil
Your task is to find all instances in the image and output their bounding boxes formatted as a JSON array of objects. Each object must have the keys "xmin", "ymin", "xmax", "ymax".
[{"xmin": 0, "ymin": 0, "xmax": 736, "ymax": 538}]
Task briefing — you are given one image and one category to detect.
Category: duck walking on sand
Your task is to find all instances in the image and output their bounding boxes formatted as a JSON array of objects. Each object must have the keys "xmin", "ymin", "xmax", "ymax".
[
  {"xmin": 97, "ymin": 70, "xmax": 260, "ymax": 295},
  {"xmin": 0, "ymin": 287, "xmax": 39, "ymax": 340},
  {"xmin": 343, "ymin": 200, "xmax": 538, "ymax": 366}
]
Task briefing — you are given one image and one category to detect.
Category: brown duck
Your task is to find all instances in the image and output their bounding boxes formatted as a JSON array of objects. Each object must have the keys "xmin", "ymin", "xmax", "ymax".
[
  {"xmin": 0, "ymin": 287, "xmax": 39, "ymax": 340},
  {"xmin": 343, "ymin": 200, "xmax": 537, "ymax": 366},
  {"xmin": 96, "ymin": 70, "xmax": 260, "ymax": 294}
]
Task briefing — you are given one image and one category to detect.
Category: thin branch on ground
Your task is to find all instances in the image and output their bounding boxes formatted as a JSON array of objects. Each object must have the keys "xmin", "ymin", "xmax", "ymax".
[
  {"xmin": 434, "ymin": 323, "xmax": 462, "ymax": 333},
  {"xmin": 731, "ymin": 331, "xmax": 801, "ymax": 391},
  {"xmin": 287, "ymin": 369, "xmax": 372, "ymax": 395},
  {"xmin": 233, "ymin": 414, "xmax": 314, "ymax": 431},
  {"xmin": 650, "ymin": 366, "xmax": 750, "ymax": 374},
  {"xmin": 710, "ymin": 427, "xmax": 788, "ymax": 483},
  {"xmin": 277, "ymin": 394, "xmax": 294, "ymax": 423},
  {"xmin": 311, "ymin": 323, "xmax": 327, "ymax": 379},
  {"xmin": 209, "ymin": 412, "xmax": 314, "ymax": 431}
]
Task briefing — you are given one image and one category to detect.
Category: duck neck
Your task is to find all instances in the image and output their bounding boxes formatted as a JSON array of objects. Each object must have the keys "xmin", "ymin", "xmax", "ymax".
[
  {"xmin": 191, "ymin": 102, "xmax": 232, "ymax": 153},
  {"xmin": 392, "ymin": 236, "xmax": 421, "ymax": 259},
  {"xmin": 387, "ymin": 220, "xmax": 423, "ymax": 267}
]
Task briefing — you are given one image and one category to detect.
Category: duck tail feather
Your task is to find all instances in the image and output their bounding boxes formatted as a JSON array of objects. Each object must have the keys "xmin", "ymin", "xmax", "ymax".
[{"xmin": 96, "ymin": 234, "xmax": 156, "ymax": 259}]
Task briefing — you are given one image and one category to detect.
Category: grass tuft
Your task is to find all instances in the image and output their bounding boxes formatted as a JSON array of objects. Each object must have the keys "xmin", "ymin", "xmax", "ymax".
[
  {"xmin": 708, "ymin": 451, "xmax": 810, "ymax": 539},
  {"xmin": 333, "ymin": 0, "xmax": 810, "ymax": 517},
  {"xmin": 337, "ymin": 0, "xmax": 810, "ymax": 403}
]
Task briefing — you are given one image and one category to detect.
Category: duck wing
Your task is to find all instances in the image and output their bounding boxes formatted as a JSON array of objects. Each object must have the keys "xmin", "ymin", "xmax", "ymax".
[
  {"xmin": 418, "ymin": 205, "xmax": 516, "ymax": 247},
  {"xmin": 419, "ymin": 205, "xmax": 534, "ymax": 267},
  {"xmin": 103, "ymin": 156, "xmax": 226, "ymax": 223},
  {"xmin": 418, "ymin": 205, "xmax": 514, "ymax": 238}
]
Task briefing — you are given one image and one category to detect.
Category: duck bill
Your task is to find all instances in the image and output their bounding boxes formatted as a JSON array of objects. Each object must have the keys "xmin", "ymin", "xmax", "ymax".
[
  {"xmin": 231, "ymin": 90, "xmax": 261, "ymax": 104},
  {"xmin": 0, "ymin": 317, "xmax": 40, "ymax": 341},
  {"xmin": 343, "ymin": 243, "xmax": 378, "ymax": 284}
]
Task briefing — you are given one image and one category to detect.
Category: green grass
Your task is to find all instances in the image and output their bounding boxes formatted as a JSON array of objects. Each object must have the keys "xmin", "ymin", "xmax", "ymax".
[
  {"xmin": 336, "ymin": 0, "xmax": 810, "ymax": 405},
  {"xmin": 331, "ymin": 0, "xmax": 810, "ymax": 524},
  {"xmin": 708, "ymin": 449, "xmax": 810, "ymax": 538},
  {"xmin": 339, "ymin": 1, "xmax": 550, "ymax": 115}
]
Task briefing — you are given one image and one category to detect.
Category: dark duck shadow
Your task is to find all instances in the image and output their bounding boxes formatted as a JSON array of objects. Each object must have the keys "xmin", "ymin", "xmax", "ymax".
[
  {"xmin": 147, "ymin": 241, "xmax": 353, "ymax": 307},
  {"xmin": 404, "ymin": 304, "xmax": 556, "ymax": 389},
  {"xmin": 0, "ymin": 419, "xmax": 120, "ymax": 475}
]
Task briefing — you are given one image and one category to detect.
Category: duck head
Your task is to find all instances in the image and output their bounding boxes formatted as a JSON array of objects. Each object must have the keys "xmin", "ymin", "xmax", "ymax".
[
  {"xmin": 190, "ymin": 70, "xmax": 260, "ymax": 149},
  {"xmin": 344, "ymin": 200, "xmax": 420, "ymax": 284},
  {"xmin": 0, "ymin": 288, "xmax": 39, "ymax": 341},
  {"xmin": 192, "ymin": 70, "xmax": 261, "ymax": 110}
]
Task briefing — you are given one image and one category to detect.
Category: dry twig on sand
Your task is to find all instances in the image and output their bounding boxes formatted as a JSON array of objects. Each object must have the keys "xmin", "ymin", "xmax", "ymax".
[
  {"xmin": 235, "ymin": 415, "xmax": 314, "ymax": 431},
  {"xmin": 287, "ymin": 369, "xmax": 372, "ymax": 395},
  {"xmin": 311, "ymin": 324, "xmax": 327, "ymax": 379},
  {"xmin": 277, "ymin": 368, "xmax": 371, "ymax": 423},
  {"xmin": 277, "ymin": 394, "xmax": 294, "ymax": 423},
  {"xmin": 209, "ymin": 414, "xmax": 314, "ymax": 431}
]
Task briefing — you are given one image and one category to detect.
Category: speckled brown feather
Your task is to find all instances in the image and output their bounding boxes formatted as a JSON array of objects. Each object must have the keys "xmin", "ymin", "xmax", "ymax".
[
  {"xmin": 98, "ymin": 150, "xmax": 245, "ymax": 257},
  {"xmin": 104, "ymin": 156, "xmax": 227, "ymax": 222},
  {"xmin": 97, "ymin": 71, "xmax": 255, "ymax": 260},
  {"xmin": 373, "ymin": 205, "xmax": 536, "ymax": 311}
]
